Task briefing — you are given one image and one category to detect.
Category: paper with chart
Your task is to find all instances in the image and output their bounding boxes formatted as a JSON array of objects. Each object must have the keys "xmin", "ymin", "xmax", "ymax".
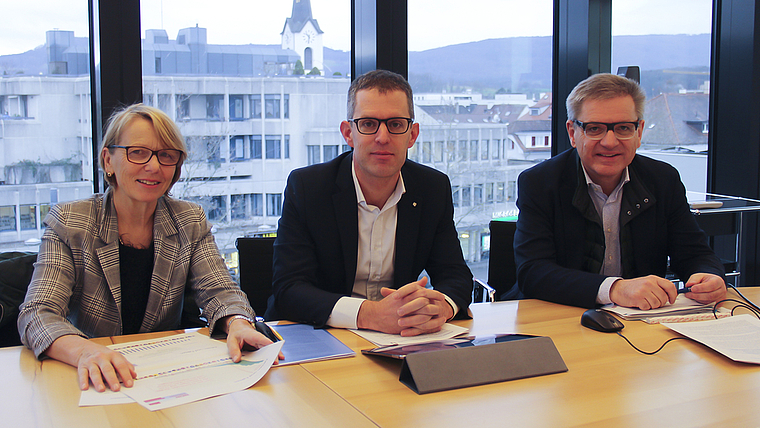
[
  {"xmin": 79, "ymin": 331, "xmax": 282, "ymax": 410},
  {"xmin": 663, "ymin": 314, "xmax": 760, "ymax": 364}
]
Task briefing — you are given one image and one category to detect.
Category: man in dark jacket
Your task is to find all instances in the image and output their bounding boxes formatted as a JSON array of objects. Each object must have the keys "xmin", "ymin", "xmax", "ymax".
[
  {"xmin": 513, "ymin": 73, "xmax": 726, "ymax": 309},
  {"xmin": 268, "ymin": 70, "xmax": 472, "ymax": 335}
]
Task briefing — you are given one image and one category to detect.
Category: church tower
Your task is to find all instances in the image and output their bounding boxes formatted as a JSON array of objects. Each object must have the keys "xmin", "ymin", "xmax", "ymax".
[{"xmin": 281, "ymin": 0, "xmax": 324, "ymax": 74}]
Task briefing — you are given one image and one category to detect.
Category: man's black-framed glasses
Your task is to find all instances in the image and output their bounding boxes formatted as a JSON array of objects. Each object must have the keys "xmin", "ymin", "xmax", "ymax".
[
  {"xmin": 110, "ymin": 145, "xmax": 183, "ymax": 166},
  {"xmin": 350, "ymin": 117, "xmax": 413, "ymax": 135},
  {"xmin": 573, "ymin": 120, "xmax": 641, "ymax": 140}
]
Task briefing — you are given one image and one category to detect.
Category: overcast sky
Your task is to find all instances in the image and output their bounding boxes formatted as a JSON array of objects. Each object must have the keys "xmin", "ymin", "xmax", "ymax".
[{"xmin": 1, "ymin": 0, "xmax": 712, "ymax": 56}]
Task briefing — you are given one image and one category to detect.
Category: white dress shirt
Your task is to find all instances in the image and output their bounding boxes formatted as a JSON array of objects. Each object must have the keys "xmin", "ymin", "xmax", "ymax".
[
  {"xmin": 581, "ymin": 165, "xmax": 630, "ymax": 305},
  {"xmin": 327, "ymin": 159, "xmax": 458, "ymax": 329}
]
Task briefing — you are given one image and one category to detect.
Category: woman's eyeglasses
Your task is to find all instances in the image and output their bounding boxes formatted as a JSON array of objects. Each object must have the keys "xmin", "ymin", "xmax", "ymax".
[{"xmin": 110, "ymin": 145, "xmax": 183, "ymax": 166}]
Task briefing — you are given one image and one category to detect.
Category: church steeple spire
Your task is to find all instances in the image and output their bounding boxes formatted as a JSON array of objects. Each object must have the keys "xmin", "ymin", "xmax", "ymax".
[
  {"xmin": 290, "ymin": 0, "xmax": 314, "ymax": 30},
  {"xmin": 282, "ymin": 0, "xmax": 324, "ymax": 74},
  {"xmin": 285, "ymin": 0, "xmax": 321, "ymax": 34}
]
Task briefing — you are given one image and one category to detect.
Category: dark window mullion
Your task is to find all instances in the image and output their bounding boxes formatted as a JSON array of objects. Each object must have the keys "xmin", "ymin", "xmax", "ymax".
[{"xmin": 89, "ymin": 0, "xmax": 142, "ymax": 192}]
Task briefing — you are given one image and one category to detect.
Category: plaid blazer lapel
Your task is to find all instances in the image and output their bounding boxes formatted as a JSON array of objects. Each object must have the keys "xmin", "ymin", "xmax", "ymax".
[
  {"xmin": 142, "ymin": 197, "xmax": 179, "ymax": 331},
  {"xmin": 96, "ymin": 189, "xmax": 123, "ymax": 317}
]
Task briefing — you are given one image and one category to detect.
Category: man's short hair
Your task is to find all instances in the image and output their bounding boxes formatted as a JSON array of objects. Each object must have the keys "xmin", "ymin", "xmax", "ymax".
[
  {"xmin": 566, "ymin": 73, "xmax": 646, "ymax": 121},
  {"xmin": 347, "ymin": 69, "xmax": 415, "ymax": 120},
  {"xmin": 99, "ymin": 103, "xmax": 187, "ymax": 190}
]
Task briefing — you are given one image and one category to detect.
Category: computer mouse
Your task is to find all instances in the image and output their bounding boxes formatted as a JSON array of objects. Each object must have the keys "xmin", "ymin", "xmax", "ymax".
[{"xmin": 581, "ymin": 309, "xmax": 624, "ymax": 333}]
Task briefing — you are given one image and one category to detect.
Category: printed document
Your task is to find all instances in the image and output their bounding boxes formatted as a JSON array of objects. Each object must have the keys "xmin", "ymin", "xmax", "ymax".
[
  {"xmin": 350, "ymin": 323, "xmax": 469, "ymax": 346},
  {"xmin": 603, "ymin": 295, "xmax": 713, "ymax": 320},
  {"xmin": 79, "ymin": 331, "xmax": 282, "ymax": 410},
  {"xmin": 663, "ymin": 314, "xmax": 760, "ymax": 364}
]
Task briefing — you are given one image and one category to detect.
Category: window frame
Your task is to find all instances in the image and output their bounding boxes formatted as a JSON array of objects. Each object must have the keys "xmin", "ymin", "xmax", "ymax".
[{"xmin": 88, "ymin": 0, "xmax": 760, "ymax": 285}]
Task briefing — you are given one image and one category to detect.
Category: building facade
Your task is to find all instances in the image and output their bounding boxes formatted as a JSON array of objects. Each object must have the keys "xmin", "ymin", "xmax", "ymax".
[{"xmin": 0, "ymin": 0, "xmax": 554, "ymax": 270}]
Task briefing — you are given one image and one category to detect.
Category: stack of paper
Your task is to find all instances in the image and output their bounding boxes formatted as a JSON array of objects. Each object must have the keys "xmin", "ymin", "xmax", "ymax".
[
  {"xmin": 602, "ymin": 295, "xmax": 715, "ymax": 320},
  {"xmin": 350, "ymin": 323, "xmax": 469, "ymax": 346}
]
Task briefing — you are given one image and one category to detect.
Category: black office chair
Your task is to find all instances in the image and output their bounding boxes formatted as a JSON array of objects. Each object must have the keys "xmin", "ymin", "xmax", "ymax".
[
  {"xmin": 0, "ymin": 252, "xmax": 37, "ymax": 348},
  {"xmin": 474, "ymin": 220, "xmax": 519, "ymax": 302},
  {"xmin": 235, "ymin": 237, "xmax": 276, "ymax": 317}
]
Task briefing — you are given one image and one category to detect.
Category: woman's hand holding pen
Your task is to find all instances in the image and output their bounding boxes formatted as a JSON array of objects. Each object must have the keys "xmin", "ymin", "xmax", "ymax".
[{"xmin": 225, "ymin": 317, "xmax": 284, "ymax": 364}]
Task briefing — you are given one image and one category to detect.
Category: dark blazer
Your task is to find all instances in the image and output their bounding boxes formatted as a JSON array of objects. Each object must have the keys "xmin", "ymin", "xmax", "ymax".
[
  {"xmin": 513, "ymin": 148, "xmax": 724, "ymax": 308},
  {"xmin": 268, "ymin": 151, "xmax": 473, "ymax": 326}
]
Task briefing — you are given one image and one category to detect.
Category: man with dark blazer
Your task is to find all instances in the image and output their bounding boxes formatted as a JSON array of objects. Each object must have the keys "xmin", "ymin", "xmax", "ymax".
[
  {"xmin": 513, "ymin": 73, "xmax": 726, "ymax": 309},
  {"xmin": 267, "ymin": 70, "xmax": 472, "ymax": 335}
]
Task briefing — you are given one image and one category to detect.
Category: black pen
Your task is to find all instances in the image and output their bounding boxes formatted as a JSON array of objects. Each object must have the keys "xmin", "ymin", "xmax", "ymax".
[
  {"xmin": 254, "ymin": 317, "xmax": 283, "ymax": 342},
  {"xmin": 678, "ymin": 286, "xmax": 692, "ymax": 294}
]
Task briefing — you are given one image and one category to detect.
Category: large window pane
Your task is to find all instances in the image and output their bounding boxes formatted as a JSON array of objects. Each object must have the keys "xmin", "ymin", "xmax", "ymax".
[
  {"xmin": 0, "ymin": 2, "xmax": 92, "ymax": 251},
  {"xmin": 19, "ymin": 205, "xmax": 37, "ymax": 230},
  {"xmin": 0, "ymin": 207, "xmax": 15, "ymax": 232},
  {"xmin": 231, "ymin": 194, "xmax": 247, "ymax": 220},
  {"xmin": 265, "ymin": 94, "xmax": 281, "ymax": 118},
  {"xmin": 612, "ymin": 0, "xmax": 713, "ymax": 195},
  {"xmin": 230, "ymin": 135, "xmax": 247, "ymax": 161},
  {"xmin": 266, "ymin": 136, "xmax": 281, "ymax": 159},
  {"xmin": 229, "ymin": 95, "xmax": 245, "ymax": 121},
  {"xmin": 251, "ymin": 193, "xmax": 263, "ymax": 216},
  {"xmin": 307, "ymin": 145, "xmax": 321, "ymax": 165},
  {"xmin": 266, "ymin": 194, "xmax": 282, "ymax": 217},
  {"xmin": 408, "ymin": 0, "xmax": 553, "ymax": 271},
  {"xmin": 252, "ymin": 136, "xmax": 262, "ymax": 160},
  {"xmin": 140, "ymin": 0, "xmax": 350, "ymax": 264},
  {"xmin": 323, "ymin": 145, "xmax": 338, "ymax": 162}
]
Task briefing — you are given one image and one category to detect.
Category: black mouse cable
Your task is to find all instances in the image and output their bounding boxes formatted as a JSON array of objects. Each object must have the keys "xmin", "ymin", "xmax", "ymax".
[
  {"xmin": 730, "ymin": 304, "xmax": 760, "ymax": 318},
  {"xmin": 725, "ymin": 284, "xmax": 760, "ymax": 314},
  {"xmin": 714, "ymin": 298, "xmax": 760, "ymax": 319},
  {"xmin": 617, "ymin": 289, "xmax": 760, "ymax": 355},
  {"xmin": 614, "ymin": 331, "xmax": 689, "ymax": 355}
]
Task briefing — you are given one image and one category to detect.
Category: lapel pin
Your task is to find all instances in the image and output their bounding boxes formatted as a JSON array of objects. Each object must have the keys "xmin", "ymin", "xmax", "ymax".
[{"xmin": 413, "ymin": 202, "xmax": 417, "ymax": 207}]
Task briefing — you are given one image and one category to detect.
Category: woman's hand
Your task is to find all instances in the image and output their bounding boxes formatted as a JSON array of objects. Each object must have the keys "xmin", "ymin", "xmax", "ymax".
[
  {"xmin": 224, "ymin": 317, "xmax": 284, "ymax": 363},
  {"xmin": 45, "ymin": 335, "xmax": 136, "ymax": 392}
]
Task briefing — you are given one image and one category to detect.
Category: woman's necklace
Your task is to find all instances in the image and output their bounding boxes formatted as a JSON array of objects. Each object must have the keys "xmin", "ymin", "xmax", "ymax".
[{"xmin": 119, "ymin": 234, "xmax": 150, "ymax": 249}]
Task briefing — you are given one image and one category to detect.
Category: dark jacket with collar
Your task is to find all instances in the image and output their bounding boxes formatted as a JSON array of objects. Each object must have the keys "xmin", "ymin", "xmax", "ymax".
[
  {"xmin": 513, "ymin": 148, "xmax": 724, "ymax": 308},
  {"xmin": 267, "ymin": 151, "xmax": 473, "ymax": 326}
]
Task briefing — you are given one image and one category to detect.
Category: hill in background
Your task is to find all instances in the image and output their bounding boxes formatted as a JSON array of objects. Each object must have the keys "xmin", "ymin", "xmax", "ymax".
[
  {"xmin": 324, "ymin": 34, "xmax": 710, "ymax": 98},
  {"xmin": 408, "ymin": 34, "xmax": 711, "ymax": 97},
  {"xmin": 0, "ymin": 45, "xmax": 47, "ymax": 76},
  {"xmin": 2, "ymin": 34, "xmax": 711, "ymax": 98}
]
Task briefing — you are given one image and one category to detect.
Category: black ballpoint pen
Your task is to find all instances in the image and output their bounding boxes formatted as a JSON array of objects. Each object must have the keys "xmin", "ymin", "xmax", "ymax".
[{"xmin": 254, "ymin": 317, "xmax": 282, "ymax": 342}]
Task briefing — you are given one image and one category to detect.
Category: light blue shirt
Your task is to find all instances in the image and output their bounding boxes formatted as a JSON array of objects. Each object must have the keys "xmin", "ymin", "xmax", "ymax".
[{"xmin": 581, "ymin": 166, "xmax": 630, "ymax": 304}]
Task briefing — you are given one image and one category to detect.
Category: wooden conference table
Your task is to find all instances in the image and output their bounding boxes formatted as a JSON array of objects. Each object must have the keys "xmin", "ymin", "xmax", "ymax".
[{"xmin": 3, "ymin": 287, "xmax": 760, "ymax": 428}]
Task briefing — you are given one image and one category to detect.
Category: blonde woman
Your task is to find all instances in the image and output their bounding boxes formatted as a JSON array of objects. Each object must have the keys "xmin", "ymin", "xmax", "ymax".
[{"xmin": 19, "ymin": 104, "xmax": 278, "ymax": 393}]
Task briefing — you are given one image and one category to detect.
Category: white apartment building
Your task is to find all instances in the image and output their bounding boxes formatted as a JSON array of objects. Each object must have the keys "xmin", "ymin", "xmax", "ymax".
[{"xmin": 0, "ymin": 0, "xmax": 552, "ymax": 268}]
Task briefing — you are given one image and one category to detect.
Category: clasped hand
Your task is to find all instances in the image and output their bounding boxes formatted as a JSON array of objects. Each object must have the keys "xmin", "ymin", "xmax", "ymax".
[{"xmin": 357, "ymin": 276, "xmax": 454, "ymax": 336}]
